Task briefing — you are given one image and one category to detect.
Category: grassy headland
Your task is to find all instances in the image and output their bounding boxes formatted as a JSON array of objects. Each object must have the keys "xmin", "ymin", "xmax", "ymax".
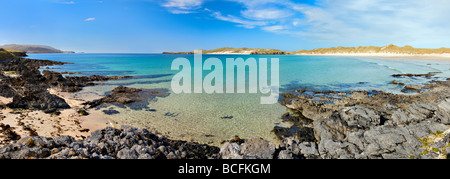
[
  {"xmin": 292, "ymin": 44, "xmax": 450, "ymax": 55},
  {"xmin": 0, "ymin": 48, "xmax": 27, "ymax": 60}
]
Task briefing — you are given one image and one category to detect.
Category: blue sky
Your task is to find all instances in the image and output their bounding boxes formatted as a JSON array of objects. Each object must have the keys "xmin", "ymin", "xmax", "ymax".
[{"xmin": 1, "ymin": 0, "xmax": 450, "ymax": 53}]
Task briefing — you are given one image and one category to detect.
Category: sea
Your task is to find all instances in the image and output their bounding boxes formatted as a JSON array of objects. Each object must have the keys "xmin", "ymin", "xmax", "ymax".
[{"xmin": 26, "ymin": 53, "xmax": 450, "ymax": 145}]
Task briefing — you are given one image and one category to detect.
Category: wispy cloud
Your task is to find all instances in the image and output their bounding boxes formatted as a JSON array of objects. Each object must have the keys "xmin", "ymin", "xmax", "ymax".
[
  {"xmin": 241, "ymin": 8, "xmax": 293, "ymax": 20},
  {"xmin": 211, "ymin": 11, "xmax": 268, "ymax": 29},
  {"xmin": 262, "ymin": 25, "xmax": 285, "ymax": 32},
  {"xmin": 159, "ymin": 0, "xmax": 450, "ymax": 47},
  {"xmin": 289, "ymin": 0, "xmax": 450, "ymax": 47},
  {"xmin": 61, "ymin": 1, "xmax": 75, "ymax": 4},
  {"xmin": 84, "ymin": 17, "xmax": 96, "ymax": 22},
  {"xmin": 162, "ymin": 0, "xmax": 203, "ymax": 14},
  {"xmin": 207, "ymin": 0, "xmax": 295, "ymax": 31}
]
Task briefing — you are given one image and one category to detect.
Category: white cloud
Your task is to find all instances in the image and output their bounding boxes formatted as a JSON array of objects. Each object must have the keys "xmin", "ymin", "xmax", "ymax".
[
  {"xmin": 290, "ymin": 0, "xmax": 450, "ymax": 47},
  {"xmin": 262, "ymin": 25, "xmax": 285, "ymax": 32},
  {"xmin": 241, "ymin": 8, "xmax": 293, "ymax": 20},
  {"xmin": 211, "ymin": 11, "xmax": 268, "ymax": 29},
  {"xmin": 226, "ymin": 0, "xmax": 450, "ymax": 47},
  {"xmin": 63, "ymin": 1, "xmax": 75, "ymax": 4},
  {"xmin": 162, "ymin": 0, "xmax": 203, "ymax": 14},
  {"xmin": 160, "ymin": 0, "xmax": 450, "ymax": 47},
  {"xmin": 84, "ymin": 17, "xmax": 96, "ymax": 21}
]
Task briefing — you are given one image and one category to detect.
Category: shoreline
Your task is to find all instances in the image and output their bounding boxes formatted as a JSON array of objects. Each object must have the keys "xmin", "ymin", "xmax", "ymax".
[
  {"xmin": 0, "ymin": 87, "xmax": 112, "ymax": 146},
  {"xmin": 1, "ymin": 53, "xmax": 450, "ymax": 159},
  {"xmin": 292, "ymin": 53, "xmax": 450, "ymax": 61},
  {"xmin": 163, "ymin": 51, "xmax": 450, "ymax": 61},
  {"xmin": 210, "ymin": 52, "xmax": 450, "ymax": 60}
]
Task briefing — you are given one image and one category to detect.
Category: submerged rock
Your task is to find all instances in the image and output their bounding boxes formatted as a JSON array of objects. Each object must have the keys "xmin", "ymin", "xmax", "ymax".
[
  {"xmin": 83, "ymin": 86, "xmax": 169, "ymax": 109},
  {"xmin": 102, "ymin": 109, "xmax": 120, "ymax": 115},
  {"xmin": 402, "ymin": 85, "xmax": 424, "ymax": 93}
]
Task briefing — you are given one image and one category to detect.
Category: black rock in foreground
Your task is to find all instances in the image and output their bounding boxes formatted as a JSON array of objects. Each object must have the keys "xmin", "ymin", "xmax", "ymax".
[{"xmin": 0, "ymin": 126, "xmax": 220, "ymax": 159}]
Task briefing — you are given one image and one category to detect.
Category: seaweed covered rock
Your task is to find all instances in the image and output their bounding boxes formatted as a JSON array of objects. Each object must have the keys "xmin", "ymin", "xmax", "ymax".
[
  {"xmin": 83, "ymin": 86, "xmax": 169, "ymax": 108},
  {"xmin": 7, "ymin": 89, "xmax": 70, "ymax": 113}
]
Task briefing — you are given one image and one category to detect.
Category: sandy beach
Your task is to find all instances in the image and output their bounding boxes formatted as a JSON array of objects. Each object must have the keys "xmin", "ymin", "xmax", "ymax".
[
  {"xmin": 0, "ymin": 88, "xmax": 111, "ymax": 146},
  {"xmin": 291, "ymin": 53, "xmax": 450, "ymax": 62},
  {"xmin": 202, "ymin": 51, "xmax": 450, "ymax": 61}
]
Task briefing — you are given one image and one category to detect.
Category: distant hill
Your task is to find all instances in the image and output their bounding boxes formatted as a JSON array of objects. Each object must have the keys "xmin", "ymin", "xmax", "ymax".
[
  {"xmin": 163, "ymin": 47, "xmax": 286, "ymax": 55},
  {"xmin": 291, "ymin": 44, "xmax": 450, "ymax": 55},
  {"xmin": 164, "ymin": 45, "xmax": 450, "ymax": 56},
  {"xmin": 0, "ymin": 44, "xmax": 74, "ymax": 54}
]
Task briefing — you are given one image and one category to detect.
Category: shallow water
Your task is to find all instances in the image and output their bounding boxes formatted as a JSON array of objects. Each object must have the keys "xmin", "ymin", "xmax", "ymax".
[{"xmin": 27, "ymin": 53, "xmax": 450, "ymax": 145}]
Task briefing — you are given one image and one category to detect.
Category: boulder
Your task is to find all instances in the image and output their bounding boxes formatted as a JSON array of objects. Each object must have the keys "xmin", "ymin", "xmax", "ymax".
[{"xmin": 220, "ymin": 137, "xmax": 276, "ymax": 159}]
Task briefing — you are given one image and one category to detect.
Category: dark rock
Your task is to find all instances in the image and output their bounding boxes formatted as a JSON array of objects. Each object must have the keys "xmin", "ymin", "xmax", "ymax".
[
  {"xmin": 272, "ymin": 126, "xmax": 315, "ymax": 142},
  {"xmin": 7, "ymin": 91, "xmax": 70, "ymax": 113},
  {"xmin": 0, "ymin": 84, "xmax": 16, "ymax": 98},
  {"xmin": 77, "ymin": 109, "xmax": 89, "ymax": 116},
  {"xmin": 392, "ymin": 72, "xmax": 440, "ymax": 78},
  {"xmin": 0, "ymin": 126, "xmax": 222, "ymax": 159},
  {"xmin": 83, "ymin": 86, "xmax": 169, "ymax": 109},
  {"xmin": 102, "ymin": 109, "xmax": 120, "ymax": 115}
]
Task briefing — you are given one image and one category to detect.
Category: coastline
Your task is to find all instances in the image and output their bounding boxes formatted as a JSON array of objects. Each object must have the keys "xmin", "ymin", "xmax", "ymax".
[
  {"xmin": 197, "ymin": 51, "xmax": 450, "ymax": 61},
  {"xmin": 1, "ymin": 53, "xmax": 449, "ymax": 159},
  {"xmin": 292, "ymin": 53, "xmax": 450, "ymax": 61}
]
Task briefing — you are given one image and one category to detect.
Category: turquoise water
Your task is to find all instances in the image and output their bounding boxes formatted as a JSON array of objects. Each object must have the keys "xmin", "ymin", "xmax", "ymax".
[{"xmin": 27, "ymin": 53, "xmax": 450, "ymax": 145}]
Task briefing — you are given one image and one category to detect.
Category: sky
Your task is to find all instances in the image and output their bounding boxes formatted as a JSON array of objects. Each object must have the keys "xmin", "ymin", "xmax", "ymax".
[{"xmin": 1, "ymin": 0, "xmax": 450, "ymax": 53}]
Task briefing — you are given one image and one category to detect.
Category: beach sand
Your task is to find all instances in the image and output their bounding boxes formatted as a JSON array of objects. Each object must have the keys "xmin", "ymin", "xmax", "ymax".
[
  {"xmin": 293, "ymin": 53, "xmax": 450, "ymax": 62},
  {"xmin": 0, "ymin": 88, "xmax": 112, "ymax": 146}
]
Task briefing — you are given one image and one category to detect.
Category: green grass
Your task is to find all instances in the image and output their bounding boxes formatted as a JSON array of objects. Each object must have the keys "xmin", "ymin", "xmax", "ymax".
[
  {"xmin": 416, "ymin": 131, "xmax": 449, "ymax": 159},
  {"xmin": 164, "ymin": 45, "xmax": 450, "ymax": 55},
  {"xmin": 2, "ymin": 71, "xmax": 17, "ymax": 74},
  {"xmin": 0, "ymin": 48, "xmax": 26, "ymax": 60}
]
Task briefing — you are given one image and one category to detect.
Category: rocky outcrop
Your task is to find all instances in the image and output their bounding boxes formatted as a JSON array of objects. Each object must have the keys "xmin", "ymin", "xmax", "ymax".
[
  {"xmin": 0, "ymin": 56, "xmax": 132, "ymax": 113},
  {"xmin": 42, "ymin": 70, "xmax": 132, "ymax": 92},
  {"xmin": 83, "ymin": 86, "xmax": 169, "ymax": 108},
  {"xmin": 0, "ymin": 126, "xmax": 220, "ymax": 159},
  {"xmin": 7, "ymin": 88, "xmax": 70, "ymax": 113},
  {"xmin": 0, "ymin": 84, "xmax": 16, "ymax": 98},
  {"xmin": 277, "ymin": 79, "xmax": 450, "ymax": 159}
]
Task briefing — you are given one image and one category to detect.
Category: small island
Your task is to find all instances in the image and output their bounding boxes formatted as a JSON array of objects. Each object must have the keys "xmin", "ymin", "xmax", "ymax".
[{"xmin": 163, "ymin": 47, "xmax": 286, "ymax": 55}]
